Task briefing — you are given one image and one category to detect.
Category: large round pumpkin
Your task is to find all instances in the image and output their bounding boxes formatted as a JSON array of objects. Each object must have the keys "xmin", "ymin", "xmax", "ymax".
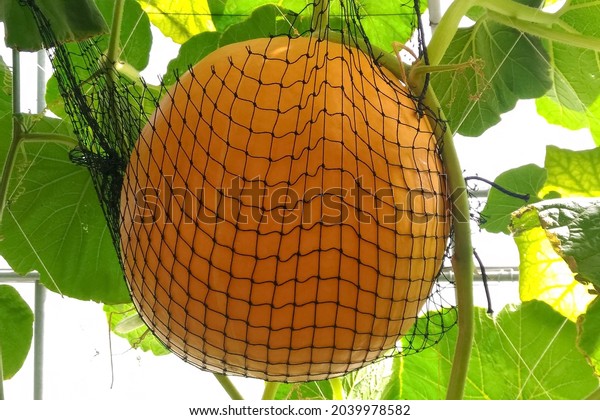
[{"xmin": 120, "ymin": 35, "xmax": 449, "ymax": 382}]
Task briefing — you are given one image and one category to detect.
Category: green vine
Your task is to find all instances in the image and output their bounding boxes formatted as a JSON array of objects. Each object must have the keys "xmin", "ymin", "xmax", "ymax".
[
  {"xmin": 213, "ymin": 374, "xmax": 244, "ymax": 400},
  {"xmin": 262, "ymin": 381, "xmax": 281, "ymax": 400},
  {"xmin": 426, "ymin": 0, "xmax": 600, "ymax": 69}
]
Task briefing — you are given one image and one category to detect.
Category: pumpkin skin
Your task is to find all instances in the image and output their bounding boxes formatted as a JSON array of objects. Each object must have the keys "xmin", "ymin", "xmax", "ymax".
[{"xmin": 120, "ymin": 35, "xmax": 449, "ymax": 382}]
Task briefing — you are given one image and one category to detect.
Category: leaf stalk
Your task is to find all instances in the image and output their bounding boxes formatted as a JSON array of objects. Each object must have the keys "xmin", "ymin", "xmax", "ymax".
[
  {"xmin": 0, "ymin": 50, "xmax": 23, "ymax": 226},
  {"xmin": 262, "ymin": 381, "xmax": 280, "ymax": 400},
  {"xmin": 427, "ymin": 0, "xmax": 600, "ymax": 70},
  {"xmin": 486, "ymin": 11, "xmax": 600, "ymax": 52},
  {"xmin": 213, "ymin": 373, "xmax": 244, "ymax": 400},
  {"xmin": 0, "ymin": 342, "xmax": 4, "ymax": 399},
  {"xmin": 426, "ymin": 0, "xmax": 475, "ymax": 66},
  {"xmin": 106, "ymin": 0, "xmax": 126, "ymax": 69}
]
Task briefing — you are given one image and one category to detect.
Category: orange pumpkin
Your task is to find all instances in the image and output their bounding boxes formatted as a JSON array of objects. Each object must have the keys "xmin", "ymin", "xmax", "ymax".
[{"xmin": 120, "ymin": 35, "xmax": 449, "ymax": 382}]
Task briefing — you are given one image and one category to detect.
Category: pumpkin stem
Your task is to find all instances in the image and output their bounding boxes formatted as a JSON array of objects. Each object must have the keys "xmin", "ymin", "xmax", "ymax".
[{"xmin": 420, "ymin": 84, "xmax": 475, "ymax": 401}]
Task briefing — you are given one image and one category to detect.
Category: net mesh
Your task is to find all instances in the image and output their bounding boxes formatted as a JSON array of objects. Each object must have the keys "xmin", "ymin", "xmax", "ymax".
[{"xmin": 23, "ymin": 0, "xmax": 456, "ymax": 382}]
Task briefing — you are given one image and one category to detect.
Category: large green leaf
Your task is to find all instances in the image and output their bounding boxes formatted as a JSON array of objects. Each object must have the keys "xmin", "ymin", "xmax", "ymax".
[
  {"xmin": 104, "ymin": 304, "xmax": 170, "ymax": 355},
  {"xmin": 396, "ymin": 302, "xmax": 599, "ymax": 399},
  {"xmin": 535, "ymin": 199, "xmax": 600, "ymax": 288},
  {"xmin": 212, "ymin": 0, "xmax": 307, "ymax": 33},
  {"xmin": 535, "ymin": 0, "xmax": 600, "ymax": 144},
  {"xmin": 578, "ymin": 296, "xmax": 600, "ymax": 376},
  {"xmin": 432, "ymin": 18, "xmax": 552, "ymax": 136},
  {"xmin": 212, "ymin": 0, "xmax": 420, "ymax": 52},
  {"xmin": 0, "ymin": 0, "xmax": 109, "ymax": 51},
  {"xmin": 0, "ymin": 285, "xmax": 34, "ymax": 380},
  {"xmin": 138, "ymin": 0, "xmax": 215, "ymax": 44},
  {"xmin": 479, "ymin": 164, "xmax": 547, "ymax": 234},
  {"xmin": 358, "ymin": 0, "xmax": 426, "ymax": 50},
  {"xmin": 0, "ymin": 57, "xmax": 12, "ymax": 118},
  {"xmin": 0, "ymin": 116, "xmax": 129, "ymax": 304},
  {"xmin": 162, "ymin": 31, "xmax": 221, "ymax": 86},
  {"xmin": 541, "ymin": 145, "xmax": 600, "ymax": 198},
  {"xmin": 219, "ymin": 4, "xmax": 310, "ymax": 47},
  {"xmin": 511, "ymin": 207, "xmax": 593, "ymax": 321}
]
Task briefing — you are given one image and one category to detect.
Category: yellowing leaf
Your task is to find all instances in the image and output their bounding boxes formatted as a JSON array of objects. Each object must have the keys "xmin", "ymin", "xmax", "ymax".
[
  {"xmin": 139, "ymin": 0, "xmax": 215, "ymax": 44},
  {"xmin": 540, "ymin": 145, "xmax": 600, "ymax": 198},
  {"xmin": 512, "ymin": 209, "xmax": 595, "ymax": 321}
]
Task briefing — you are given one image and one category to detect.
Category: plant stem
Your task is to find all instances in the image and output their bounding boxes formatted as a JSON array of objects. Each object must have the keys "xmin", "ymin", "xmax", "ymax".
[
  {"xmin": 262, "ymin": 381, "xmax": 280, "ymax": 400},
  {"xmin": 420, "ymin": 87, "xmax": 474, "ymax": 400},
  {"xmin": 426, "ymin": 0, "xmax": 475, "ymax": 66},
  {"xmin": 311, "ymin": 0, "xmax": 330, "ymax": 40},
  {"xmin": 0, "ymin": 50, "xmax": 23, "ymax": 226},
  {"xmin": 20, "ymin": 133, "xmax": 79, "ymax": 148},
  {"xmin": 329, "ymin": 377, "xmax": 345, "ymax": 400},
  {"xmin": 0, "ymin": 343, "xmax": 4, "ymax": 400},
  {"xmin": 106, "ymin": 0, "xmax": 126, "ymax": 67},
  {"xmin": 213, "ymin": 373, "xmax": 244, "ymax": 400},
  {"xmin": 479, "ymin": 0, "xmax": 558, "ymax": 25},
  {"xmin": 486, "ymin": 11, "xmax": 600, "ymax": 52}
]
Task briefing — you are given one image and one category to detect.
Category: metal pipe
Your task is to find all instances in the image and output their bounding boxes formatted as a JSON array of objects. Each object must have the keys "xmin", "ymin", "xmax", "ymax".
[
  {"xmin": 33, "ymin": 49, "xmax": 48, "ymax": 400},
  {"xmin": 442, "ymin": 266, "xmax": 520, "ymax": 282},
  {"xmin": 429, "ymin": 0, "xmax": 443, "ymax": 33},
  {"xmin": 0, "ymin": 270, "xmax": 40, "ymax": 283}
]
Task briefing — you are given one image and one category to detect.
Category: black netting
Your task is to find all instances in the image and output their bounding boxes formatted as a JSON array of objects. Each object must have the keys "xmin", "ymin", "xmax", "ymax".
[{"xmin": 23, "ymin": 0, "xmax": 455, "ymax": 382}]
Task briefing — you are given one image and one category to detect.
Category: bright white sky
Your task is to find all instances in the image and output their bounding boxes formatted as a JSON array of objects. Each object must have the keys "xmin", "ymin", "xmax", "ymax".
[{"xmin": 0, "ymin": 0, "xmax": 596, "ymax": 401}]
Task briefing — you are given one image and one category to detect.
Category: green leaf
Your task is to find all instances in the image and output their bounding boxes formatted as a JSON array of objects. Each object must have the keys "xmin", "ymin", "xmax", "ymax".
[
  {"xmin": 212, "ymin": 0, "xmax": 306, "ymax": 33},
  {"xmin": 274, "ymin": 357, "xmax": 396, "ymax": 400},
  {"xmin": 162, "ymin": 31, "xmax": 221, "ymax": 86},
  {"xmin": 138, "ymin": 0, "xmax": 215, "ymax": 44},
  {"xmin": 480, "ymin": 164, "xmax": 547, "ymax": 234},
  {"xmin": 536, "ymin": 199, "xmax": 600, "ymax": 288},
  {"xmin": 0, "ymin": 57, "xmax": 12, "ymax": 118},
  {"xmin": 541, "ymin": 145, "xmax": 600, "ymax": 198},
  {"xmin": 97, "ymin": 0, "xmax": 153, "ymax": 71},
  {"xmin": 275, "ymin": 379, "xmax": 334, "ymax": 400},
  {"xmin": 104, "ymin": 304, "xmax": 170, "ymax": 355},
  {"xmin": 511, "ymin": 204, "xmax": 595, "ymax": 321},
  {"xmin": 219, "ymin": 4, "xmax": 309, "ymax": 47},
  {"xmin": 343, "ymin": 357, "xmax": 395, "ymax": 400},
  {"xmin": 578, "ymin": 296, "xmax": 600, "ymax": 376},
  {"xmin": 212, "ymin": 0, "xmax": 419, "ymax": 52},
  {"xmin": 432, "ymin": 18, "xmax": 552, "ymax": 136},
  {"xmin": 353, "ymin": 0, "xmax": 427, "ymax": 50},
  {"xmin": 0, "ymin": 116, "xmax": 130, "ymax": 304},
  {"xmin": 536, "ymin": 92, "xmax": 600, "ymax": 145},
  {"xmin": 535, "ymin": 0, "xmax": 600, "ymax": 144},
  {"xmin": 397, "ymin": 302, "xmax": 599, "ymax": 399},
  {"xmin": 0, "ymin": 285, "xmax": 34, "ymax": 380},
  {"xmin": 0, "ymin": 0, "xmax": 109, "ymax": 51}
]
